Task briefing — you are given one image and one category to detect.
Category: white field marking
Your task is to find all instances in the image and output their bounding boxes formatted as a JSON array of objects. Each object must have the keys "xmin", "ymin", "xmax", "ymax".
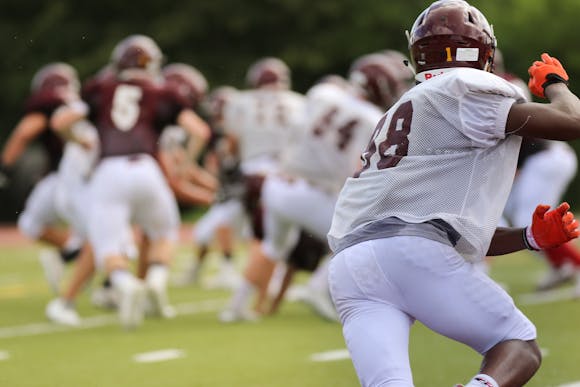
[
  {"xmin": 557, "ymin": 382, "xmax": 580, "ymax": 387},
  {"xmin": 0, "ymin": 350, "xmax": 10, "ymax": 361},
  {"xmin": 309, "ymin": 349, "xmax": 350, "ymax": 362},
  {"xmin": 133, "ymin": 348, "xmax": 186, "ymax": 363},
  {"xmin": 0, "ymin": 298, "xmax": 226, "ymax": 340},
  {"xmin": 518, "ymin": 287, "xmax": 575, "ymax": 306},
  {"xmin": 540, "ymin": 347, "xmax": 550, "ymax": 357}
]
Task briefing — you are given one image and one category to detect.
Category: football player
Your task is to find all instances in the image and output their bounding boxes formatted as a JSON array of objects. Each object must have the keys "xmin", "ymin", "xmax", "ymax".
[
  {"xmin": 1, "ymin": 63, "xmax": 89, "ymax": 296},
  {"xmin": 52, "ymin": 35, "xmax": 206, "ymax": 329},
  {"xmin": 327, "ymin": 1, "xmax": 580, "ymax": 386},
  {"xmin": 178, "ymin": 86, "xmax": 248, "ymax": 289},
  {"xmin": 217, "ymin": 57, "xmax": 306, "ymax": 321}
]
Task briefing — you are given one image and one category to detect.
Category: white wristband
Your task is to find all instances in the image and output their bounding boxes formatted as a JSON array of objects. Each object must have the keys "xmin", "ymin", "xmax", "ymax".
[{"xmin": 525, "ymin": 226, "xmax": 541, "ymax": 251}]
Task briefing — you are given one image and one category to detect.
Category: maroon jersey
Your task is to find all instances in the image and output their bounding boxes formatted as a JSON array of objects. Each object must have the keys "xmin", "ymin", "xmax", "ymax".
[
  {"xmin": 82, "ymin": 74, "xmax": 190, "ymax": 159},
  {"xmin": 24, "ymin": 91, "xmax": 68, "ymax": 173}
]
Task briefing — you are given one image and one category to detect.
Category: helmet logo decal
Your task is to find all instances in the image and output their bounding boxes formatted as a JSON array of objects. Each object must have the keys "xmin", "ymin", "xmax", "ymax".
[
  {"xmin": 445, "ymin": 47, "xmax": 452, "ymax": 62},
  {"xmin": 456, "ymin": 48, "xmax": 480, "ymax": 61}
]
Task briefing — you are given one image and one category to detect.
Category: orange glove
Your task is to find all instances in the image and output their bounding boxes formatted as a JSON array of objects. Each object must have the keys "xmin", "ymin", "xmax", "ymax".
[
  {"xmin": 528, "ymin": 53, "xmax": 569, "ymax": 98},
  {"xmin": 526, "ymin": 202, "xmax": 580, "ymax": 250}
]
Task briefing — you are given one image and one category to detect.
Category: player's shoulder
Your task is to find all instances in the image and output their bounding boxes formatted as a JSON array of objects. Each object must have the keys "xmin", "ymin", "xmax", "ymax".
[
  {"xmin": 306, "ymin": 82, "xmax": 346, "ymax": 101},
  {"xmin": 425, "ymin": 68, "xmax": 527, "ymax": 101}
]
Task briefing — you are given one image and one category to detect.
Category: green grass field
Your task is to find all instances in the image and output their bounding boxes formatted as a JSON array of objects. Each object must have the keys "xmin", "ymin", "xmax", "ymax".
[{"xmin": 1, "ymin": 238, "xmax": 580, "ymax": 387}]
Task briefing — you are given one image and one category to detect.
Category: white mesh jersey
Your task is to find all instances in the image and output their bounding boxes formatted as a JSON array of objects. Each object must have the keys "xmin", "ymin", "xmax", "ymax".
[
  {"xmin": 222, "ymin": 88, "xmax": 305, "ymax": 175},
  {"xmin": 328, "ymin": 68, "xmax": 528, "ymax": 262},
  {"xmin": 281, "ymin": 83, "xmax": 383, "ymax": 194}
]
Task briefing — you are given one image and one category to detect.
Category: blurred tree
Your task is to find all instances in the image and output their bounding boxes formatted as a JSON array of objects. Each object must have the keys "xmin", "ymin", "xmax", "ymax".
[{"xmin": 1, "ymin": 0, "xmax": 580, "ymax": 221}]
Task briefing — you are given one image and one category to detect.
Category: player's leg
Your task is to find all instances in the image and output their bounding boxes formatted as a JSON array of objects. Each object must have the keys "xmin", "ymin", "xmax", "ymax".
[
  {"xmin": 329, "ymin": 243, "xmax": 414, "ymax": 387},
  {"xmin": 382, "ymin": 237, "xmax": 540, "ymax": 386},
  {"xmin": 88, "ymin": 158, "xmax": 146, "ymax": 329},
  {"xmin": 134, "ymin": 158, "xmax": 180, "ymax": 319},
  {"xmin": 46, "ymin": 243, "xmax": 95, "ymax": 326},
  {"xmin": 183, "ymin": 202, "xmax": 228, "ymax": 286},
  {"xmin": 18, "ymin": 173, "xmax": 80, "ymax": 293}
]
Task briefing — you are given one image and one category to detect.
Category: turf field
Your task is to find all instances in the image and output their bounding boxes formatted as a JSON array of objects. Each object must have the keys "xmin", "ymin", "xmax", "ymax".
[{"xmin": 1, "ymin": 233, "xmax": 580, "ymax": 387}]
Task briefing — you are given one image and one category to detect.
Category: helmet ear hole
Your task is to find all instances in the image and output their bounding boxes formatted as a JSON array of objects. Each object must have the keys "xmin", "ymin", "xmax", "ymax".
[{"xmin": 467, "ymin": 12, "xmax": 475, "ymax": 24}]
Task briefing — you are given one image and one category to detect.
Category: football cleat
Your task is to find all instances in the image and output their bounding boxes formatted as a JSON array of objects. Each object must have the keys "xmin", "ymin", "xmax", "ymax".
[
  {"xmin": 46, "ymin": 298, "xmax": 81, "ymax": 327},
  {"xmin": 218, "ymin": 308, "xmax": 260, "ymax": 324},
  {"xmin": 90, "ymin": 285, "xmax": 119, "ymax": 310},
  {"xmin": 114, "ymin": 276, "xmax": 146, "ymax": 330},
  {"xmin": 145, "ymin": 265, "xmax": 176, "ymax": 319}
]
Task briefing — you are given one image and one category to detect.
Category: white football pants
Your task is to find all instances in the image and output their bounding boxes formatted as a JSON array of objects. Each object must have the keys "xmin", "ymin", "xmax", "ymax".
[
  {"xmin": 329, "ymin": 236, "xmax": 536, "ymax": 387},
  {"xmin": 261, "ymin": 174, "xmax": 336, "ymax": 261},
  {"xmin": 86, "ymin": 155, "xmax": 179, "ymax": 266}
]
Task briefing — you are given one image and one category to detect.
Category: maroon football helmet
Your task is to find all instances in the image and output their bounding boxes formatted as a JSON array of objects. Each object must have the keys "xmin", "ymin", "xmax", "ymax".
[
  {"xmin": 348, "ymin": 53, "xmax": 406, "ymax": 110},
  {"xmin": 110, "ymin": 34, "xmax": 163, "ymax": 75},
  {"xmin": 162, "ymin": 63, "xmax": 208, "ymax": 108},
  {"xmin": 245, "ymin": 57, "xmax": 290, "ymax": 89},
  {"xmin": 408, "ymin": 0, "xmax": 496, "ymax": 76},
  {"xmin": 30, "ymin": 62, "xmax": 80, "ymax": 96}
]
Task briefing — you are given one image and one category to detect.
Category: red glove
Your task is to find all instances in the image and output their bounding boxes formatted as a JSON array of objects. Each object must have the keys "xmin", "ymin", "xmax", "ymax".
[
  {"xmin": 527, "ymin": 202, "xmax": 580, "ymax": 250},
  {"xmin": 528, "ymin": 53, "xmax": 569, "ymax": 98}
]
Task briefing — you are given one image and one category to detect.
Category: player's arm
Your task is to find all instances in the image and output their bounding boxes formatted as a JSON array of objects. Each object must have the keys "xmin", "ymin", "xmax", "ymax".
[
  {"xmin": 50, "ymin": 101, "xmax": 94, "ymax": 149},
  {"xmin": 487, "ymin": 202, "xmax": 580, "ymax": 256},
  {"xmin": 506, "ymin": 53, "xmax": 580, "ymax": 140},
  {"xmin": 176, "ymin": 109, "xmax": 211, "ymax": 162},
  {"xmin": 2, "ymin": 113, "xmax": 47, "ymax": 167}
]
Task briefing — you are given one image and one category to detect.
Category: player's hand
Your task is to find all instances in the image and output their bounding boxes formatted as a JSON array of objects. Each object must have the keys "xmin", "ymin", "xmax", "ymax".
[
  {"xmin": 529, "ymin": 202, "xmax": 580, "ymax": 249},
  {"xmin": 528, "ymin": 53, "xmax": 569, "ymax": 98}
]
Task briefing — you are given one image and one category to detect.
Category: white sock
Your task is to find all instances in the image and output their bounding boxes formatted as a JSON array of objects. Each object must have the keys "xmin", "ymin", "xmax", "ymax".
[
  {"xmin": 465, "ymin": 374, "xmax": 499, "ymax": 387},
  {"xmin": 228, "ymin": 279, "xmax": 255, "ymax": 312},
  {"xmin": 110, "ymin": 269, "xmax": 134, "ymax": 289},
  {"xmin": 146, "ymin": 264, "xmax": 168, "ymax": 287}
]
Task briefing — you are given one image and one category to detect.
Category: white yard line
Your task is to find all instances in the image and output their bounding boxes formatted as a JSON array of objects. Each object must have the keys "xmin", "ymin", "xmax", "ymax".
[
  {"xmin": 556, "ymin": 382, "xmax": 580, "ymax": 387},
  {"xmin": 518, "ymin": 288, "xmax": 575, "ymax": 306},
  {"xmin": 309, "ymin": 349, "xmax": 350, "ymax": 362},
  {"xmin": 0, "ymin": 350, "xmax": 10, "ymax": 361},
  {"xmin": 133, "ymin": 348, "xmax": 186, "ymax": 363},
  {"xmin": 0, "ymin": 298, "xmax": 226, "ymax": 340}
]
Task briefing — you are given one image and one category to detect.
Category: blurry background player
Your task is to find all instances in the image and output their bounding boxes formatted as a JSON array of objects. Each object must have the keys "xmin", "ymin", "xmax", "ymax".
[
  {"xmin": 60, "ymin": 62, "xmax": 216, "ymax": 319},
  {"xmin": 220, "ymin": 52, "xmax": 413, "ymax": 322},
  {"xmin": 52, "ymin": 34, "xmax": 211, "ymax": 329},
  {"xmin": 176, "ymin": 86, "xmax": 249, "ymax": 290},
  {"xmin": 216, "ymin": 57, "xmax": 306, "ymax": 321},
  {"xmin": 493, "ymin": 50, "xmax": 580, "ymax": 294},
  {"xmin": 0, "ymin": 63, "xmax": 88, "ymax": 294}
]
